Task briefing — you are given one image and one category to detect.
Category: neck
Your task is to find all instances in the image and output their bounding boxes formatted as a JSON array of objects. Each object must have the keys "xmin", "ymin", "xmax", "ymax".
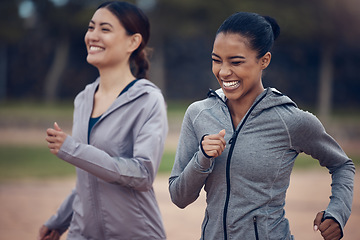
[
  {"xmin": 97, "ymin": 63, "xmax": 135, "ymax": 94},
  {"xmin": 227, "ymin": 84, "xmax": 264, "ymax": 126}
]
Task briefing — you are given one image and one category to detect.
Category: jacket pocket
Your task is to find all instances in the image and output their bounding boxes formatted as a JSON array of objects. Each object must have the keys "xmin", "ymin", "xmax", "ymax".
[{"xmin": 253, "ymin": 216, "xmax": 259, "ymax": 240}]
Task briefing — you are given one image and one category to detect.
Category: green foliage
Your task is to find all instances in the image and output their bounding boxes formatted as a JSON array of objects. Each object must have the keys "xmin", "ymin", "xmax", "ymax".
[
  {"xmin": 1, "ymin": 145, "xmax": 358, "ymax": 181},
  {"xmin": 295, "ymin": 153, "xmax": 359, "ymax": 169},
  {"xmin": 0, "ymin": 101, "xmax": 358, "ymax": 181},
  {"xmin": 0, "ymin": 145, "xmax": 75, "ymax": 181},
  {"xmin": 159, "ymin": 151, "xmax": 176, "ymax": 173},
  {"xmin": 0, "ymin": 146, "xmax": 173, "ymax": 181},
  {"xmin": 0, "ymin": 102, "xmax": 73, "ymax": 131}
]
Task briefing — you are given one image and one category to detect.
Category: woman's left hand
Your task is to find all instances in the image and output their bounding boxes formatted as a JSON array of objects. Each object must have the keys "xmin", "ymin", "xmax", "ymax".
[
  {"xmin": 46, "ymin": 122, "xmax": 67, "ymax": 155},
  {"xmin": 313, "ymin": 211, "xmax": 342, "ymax": 240}
]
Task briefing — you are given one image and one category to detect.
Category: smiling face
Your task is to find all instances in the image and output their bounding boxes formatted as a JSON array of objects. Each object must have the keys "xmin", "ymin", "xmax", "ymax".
[
  {"xmin": 212, "ymin": 32, "xmax": 271, "ymax": 104},
  {"xmin": 84, "ymin": 8, "xmax": 135, "ymax": 69}
]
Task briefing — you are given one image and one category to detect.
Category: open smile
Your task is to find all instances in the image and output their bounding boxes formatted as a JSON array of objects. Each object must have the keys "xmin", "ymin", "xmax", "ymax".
[
  {"xmin": 88, "ymin": 45, "xmax": 105, "ymax": 53},
  {"xmin": 222, "ymin": 80, "xmax": 240, "ymax": 89}
]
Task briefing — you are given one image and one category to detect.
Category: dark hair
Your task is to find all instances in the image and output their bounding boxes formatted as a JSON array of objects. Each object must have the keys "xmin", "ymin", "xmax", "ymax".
[
  {"xmin": 216, "ymin": 12, "xmax": 280, "ymax": 59},
  {"xmin": 98, "ymin": 1, "xmax": 150, "ymax": 79}
]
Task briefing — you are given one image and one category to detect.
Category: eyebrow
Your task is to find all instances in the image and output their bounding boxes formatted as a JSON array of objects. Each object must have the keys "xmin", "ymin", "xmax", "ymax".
[
  {"xmin": 89, "ymin": 20, "xmax": 114, "ymax": 28},
  {"xmin": 212, "ymin": 53, "xmax": 245, "ymax": 59}
]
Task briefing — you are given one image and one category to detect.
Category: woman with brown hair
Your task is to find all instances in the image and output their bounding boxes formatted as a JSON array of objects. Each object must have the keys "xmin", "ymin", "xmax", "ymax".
[{"xmin": 38, "ymin": 2, "xmax": 168, "ymax": 239}]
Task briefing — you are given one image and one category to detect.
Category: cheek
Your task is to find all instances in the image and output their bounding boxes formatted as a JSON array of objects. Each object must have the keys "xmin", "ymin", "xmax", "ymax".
[
  {"xmin": 212, "ymin": 64, "xmax": 219, "ymax": 76},
  {"xmin": 84, "ymin": 33, "xmax": 89, "ymax": 47}
]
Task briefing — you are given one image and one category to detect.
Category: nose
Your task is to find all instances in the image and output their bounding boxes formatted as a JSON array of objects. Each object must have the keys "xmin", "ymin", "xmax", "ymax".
[
  {"xmin": 85, "ymin": 29, "xmax": 99, "ymax": 43},
  {"xmin": 219, "ymin": 64, "xmax": 232, "ymax": 78}
]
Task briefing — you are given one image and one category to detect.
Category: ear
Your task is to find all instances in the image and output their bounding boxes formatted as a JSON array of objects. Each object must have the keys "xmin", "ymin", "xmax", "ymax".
[
  {"xmin": 128, "ymin": 33, "xmax": 142, "ymax": 53},
  {"xmin": 260, "ymin": 52, "xmax": 271, "ymax": 70}
]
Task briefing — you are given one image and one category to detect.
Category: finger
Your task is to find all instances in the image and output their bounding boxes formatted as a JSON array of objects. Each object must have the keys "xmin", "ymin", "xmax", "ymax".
[
  {"xmin": 49, "ymin": 230, "xmax": 57, "ymax": 238},
  {"xmin": 49, "ymin": 148, "xmax": 59, "ymax": 155},
  {"xmin": 218, "ymin": 130, "xmax": 226, "ymax": 146},
  {"xmin": 46, "ymin": 128, "xmax": 57, "ymax": 137},
  {"xmin": 53, "ymin": 230, "xmax": 61, "ymax": 240},
  {"xmin": 45, "ymin": 135, "xmax": 56, "ymax": 144},
  {"xmin": 54, "ymin": 122, "xmax": 62, "ymax": 131},
  {"xmin": 203, "ymin": 139, "xmax": 226, "ymax": 152},
  {"xmin": 202, "ymin": 142, "xmax": 225, "ymax": 157},
  {"xmin": 321, "ymin": 229, "xmax": 341, "ymax": 240},
  {"xmin": 47, "ymin": 141, "xmax": 60, "ymax": 154},
  {"xmin": 319, "ymin": 219, "xmax": 341, "ymax": 240},
  {"xmin": 318, "ymin": 219, "xmax": 331, "ymax": 233},
  {"xmin": 204, "ymin": 149, "xmax": 220, "ymax": 158},
  {"xmin": 38, "ymin": 225, "xmax": 50, "ymax": 239},
  {"xmin": 313, "ymin": 211, "xmax": 324, "ymax": 231},
  {"xmin": 48, "ymin": 141, "xmax": 61, "ymax": 149},
  {"xmin": 219, "ymin": 129, "xmax": 226, "ymax": 137},
  {"xmin": 321, "ymin": 230, "xmax": 341, "ymax": 240},
  {"xmin": 205, "ymin": 133, "xmax": 226, "ymax": 147}
]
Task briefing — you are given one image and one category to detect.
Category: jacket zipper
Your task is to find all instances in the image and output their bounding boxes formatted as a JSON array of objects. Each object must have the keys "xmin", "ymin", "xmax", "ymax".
[
  {"xmin": 88, "ymin": 118, "xmax": 106, "ymax": 239},
  {"xmin": 90, "ymin": 176, "xmax": 106, "ymax": 239},
  {"xmin": 208, "ymin": 89, "xmax": 268, "ymax": 240},
  {"xmin": 253, "ymin": 216, "xmax": 260, "ymax": 240},
  {"xmin": 201, "ymin": 211, "xmax": 210, "ymax": 239}
]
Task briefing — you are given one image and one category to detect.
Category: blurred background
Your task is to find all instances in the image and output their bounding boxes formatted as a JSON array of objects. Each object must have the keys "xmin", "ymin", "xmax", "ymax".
[
  {"xmin": 0, "ymin": 0, "xmax": 359, "ymax": 239},
  {"xmin": 1, "ymin": 0, "xmax": 360, "ymax": 109},
  {"xmin": 1, "ymin": 0, "xmax": 359, "ymax": 171}
]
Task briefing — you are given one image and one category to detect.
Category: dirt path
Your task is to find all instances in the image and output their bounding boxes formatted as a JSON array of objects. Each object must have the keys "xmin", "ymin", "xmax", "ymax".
[{"xmin": 0, "ymin": 170, "xmax": 359, "ymax": 240}]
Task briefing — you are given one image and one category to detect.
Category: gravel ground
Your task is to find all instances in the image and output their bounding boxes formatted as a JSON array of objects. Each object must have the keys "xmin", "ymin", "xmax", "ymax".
[
  {"xmin": 0, "ymin": 170, "xmax": 358, "ymax": 240},
  {"xmin": 0, "ymin": 127, "xmax": 358, "ymax": 239}
]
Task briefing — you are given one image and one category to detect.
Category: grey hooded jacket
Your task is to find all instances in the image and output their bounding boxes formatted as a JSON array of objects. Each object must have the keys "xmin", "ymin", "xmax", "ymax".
[
  {"xmin": 169, "ymin": 87, "xmax": 355, "ymax": 240},
  {"xmin": 45, "ymin": 78, "xmax": 168, "ymax": 240}
]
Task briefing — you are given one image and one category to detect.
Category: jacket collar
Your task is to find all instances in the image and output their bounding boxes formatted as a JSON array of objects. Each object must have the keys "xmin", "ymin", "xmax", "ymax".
[
  {"xmin": 207, "ymin": 87, "xmax": 297, "ymax": 113},
  {"xmin": 84, "ymin": 78, "xmax": 159, "ymax": 120}
]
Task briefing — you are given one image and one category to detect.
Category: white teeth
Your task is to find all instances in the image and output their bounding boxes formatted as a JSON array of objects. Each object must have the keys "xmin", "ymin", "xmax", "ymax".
[
  {"xmin": 223, "ymin": 81, "xmax": 240, "ymax": 88},
  {"xmin": 90, "ymin": 46, "xmax": 103, "ymax": 51}
]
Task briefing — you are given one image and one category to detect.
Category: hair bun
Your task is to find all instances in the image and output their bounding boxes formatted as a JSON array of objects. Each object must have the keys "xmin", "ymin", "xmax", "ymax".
[{"xmin": 263, "ymin": 16, "xmax": 280, "ymax": 40}]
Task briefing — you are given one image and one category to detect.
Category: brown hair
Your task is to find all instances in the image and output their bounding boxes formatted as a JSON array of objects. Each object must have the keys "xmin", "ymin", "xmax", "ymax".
[{"xmin": 98, "ymin": 1, "xmax": 150, "ymax": 79}]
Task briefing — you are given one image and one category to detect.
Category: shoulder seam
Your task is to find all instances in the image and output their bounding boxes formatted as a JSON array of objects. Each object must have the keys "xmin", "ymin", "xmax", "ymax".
[{"xmin": 273, "ymin": 107, "xmax": 293, "ymax": 150}]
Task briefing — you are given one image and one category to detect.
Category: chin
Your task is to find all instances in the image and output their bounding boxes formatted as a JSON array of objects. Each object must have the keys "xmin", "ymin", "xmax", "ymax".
[{"xmin": 86, "ymin": 57, "xmax": 101, "ymax": 68}]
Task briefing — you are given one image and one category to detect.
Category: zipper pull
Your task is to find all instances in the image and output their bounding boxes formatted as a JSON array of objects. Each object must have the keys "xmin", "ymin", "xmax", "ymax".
[{"xmin": 228, "ymin": 132, "xmax": 237, "ymax": 144}]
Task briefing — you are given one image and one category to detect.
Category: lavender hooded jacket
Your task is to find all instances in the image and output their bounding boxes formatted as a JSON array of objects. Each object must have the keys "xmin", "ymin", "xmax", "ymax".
[{"xmin": 45, "ymin": 78, "xmax": 168, "ymax": 240}]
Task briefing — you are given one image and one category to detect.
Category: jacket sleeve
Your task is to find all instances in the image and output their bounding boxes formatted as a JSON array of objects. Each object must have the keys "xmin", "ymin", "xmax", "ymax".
[
  {"xmin": 56, "ymin": 94, "xmax": 168, "ymax": 192},
  {"xmin": 290, "ymin": 110, "xmax": 355, "ymax": 236},
  {"xmin": 169, "ymin": 104, "xmax": 215, "ymax": 209},
  {"xmin": 44, "ymin": 189, "xmax": 75, "ymax": 234}
]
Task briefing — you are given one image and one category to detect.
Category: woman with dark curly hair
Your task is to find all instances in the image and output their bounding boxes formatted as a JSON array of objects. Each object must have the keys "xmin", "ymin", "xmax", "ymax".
[{"xmin": 169, "ymin": 12, "xmax": 354, "ymax": 240}]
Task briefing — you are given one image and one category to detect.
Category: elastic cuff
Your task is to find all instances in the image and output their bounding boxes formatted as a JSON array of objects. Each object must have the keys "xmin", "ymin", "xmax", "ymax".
[{"xmin": 200, "ymin": 134, "xmax": 212, "ymax": 159}]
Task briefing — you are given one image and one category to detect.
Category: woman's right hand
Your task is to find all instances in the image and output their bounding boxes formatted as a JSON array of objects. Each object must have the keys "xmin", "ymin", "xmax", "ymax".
[
  {"xmin": 201, "ymin": 129, "xmax": 226, "ymax": 158},
  {"xmin": 38, "ymin": 225, "xmax": 60, "ymax": 240}
]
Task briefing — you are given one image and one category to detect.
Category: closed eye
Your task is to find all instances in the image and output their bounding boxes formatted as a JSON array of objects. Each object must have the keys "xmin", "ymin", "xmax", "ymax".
[
  {"xmin": 212, "ymin": 58, "xmax": 221, "ymax": 63},
  {"xmin": 232, "ymin": 61, "xmax": 245, "ymax": 65}
]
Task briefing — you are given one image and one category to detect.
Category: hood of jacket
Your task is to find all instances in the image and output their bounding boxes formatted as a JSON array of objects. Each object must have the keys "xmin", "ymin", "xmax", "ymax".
[{"xmin": 80, "ymin": 77, "xmax": 162, "ymax": 119}]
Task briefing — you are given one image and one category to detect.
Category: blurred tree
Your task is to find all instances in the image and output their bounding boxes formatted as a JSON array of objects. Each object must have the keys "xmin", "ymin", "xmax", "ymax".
[
  {"xmin": 0, "ymin": 0, "xmax": 25, "ymax": 100},
  {"xmin": 269, "ymin": 0, "xmax": 360, "ymax": 121},
  {"xmin": 2, "ymin": 0, "xmax": 360, "ymax": 112},
  {"xmin": 151, "ymin": 0, "xmax": 360, "ymax": 117},
  {"xmin": 31, "ymin": 0, "xmax": 99, "ymax": 102}
]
